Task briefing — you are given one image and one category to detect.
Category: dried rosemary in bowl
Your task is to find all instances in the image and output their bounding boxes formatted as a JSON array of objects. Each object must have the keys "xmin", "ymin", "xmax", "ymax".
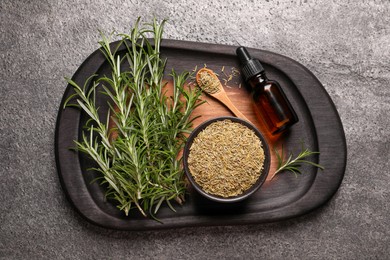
[{"xmin": 187, "ymin": 119, "xmax": 265, "ymax": 198}]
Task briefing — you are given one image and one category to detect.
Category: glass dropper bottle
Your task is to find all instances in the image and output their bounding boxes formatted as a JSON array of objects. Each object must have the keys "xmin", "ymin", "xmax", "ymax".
[{"xmin": 236, "ymin": 46, "xmax": 299, "ymax": 135}]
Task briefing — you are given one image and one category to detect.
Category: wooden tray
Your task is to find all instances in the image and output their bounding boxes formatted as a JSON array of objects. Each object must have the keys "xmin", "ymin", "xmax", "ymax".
[{"xmin": 55, "ymin": 39, "xmax": 347, "ymax": 230}]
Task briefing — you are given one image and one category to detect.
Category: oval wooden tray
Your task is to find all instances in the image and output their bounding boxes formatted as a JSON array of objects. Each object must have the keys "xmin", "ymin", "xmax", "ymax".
[{"xmin": 55, "ymin": 39, "xmax": 347, "ymax": 230}]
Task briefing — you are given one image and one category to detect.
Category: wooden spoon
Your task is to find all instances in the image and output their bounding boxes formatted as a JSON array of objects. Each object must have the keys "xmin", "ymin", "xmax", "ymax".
[{"xmin": 196, "ymin": 68, "xmax": 249, "ymax": 121}]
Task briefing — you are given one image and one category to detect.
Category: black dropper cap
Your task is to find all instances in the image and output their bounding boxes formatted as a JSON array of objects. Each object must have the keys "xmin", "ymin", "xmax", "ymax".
[{"xmin": 236, "ymin": 46, "xmax": 264, "ymax": 82}]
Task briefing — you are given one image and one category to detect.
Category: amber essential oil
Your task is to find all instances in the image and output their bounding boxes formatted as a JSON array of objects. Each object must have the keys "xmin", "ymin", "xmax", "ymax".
[{"xmin": 236, "ymin": 47, "xmax": 299, "ymax": 135}]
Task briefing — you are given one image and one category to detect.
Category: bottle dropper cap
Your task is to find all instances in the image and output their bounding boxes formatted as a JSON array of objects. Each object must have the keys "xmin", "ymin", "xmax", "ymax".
[{"xmin": 236, "ymin": 46, "xmax": 264, "ymax": 82}]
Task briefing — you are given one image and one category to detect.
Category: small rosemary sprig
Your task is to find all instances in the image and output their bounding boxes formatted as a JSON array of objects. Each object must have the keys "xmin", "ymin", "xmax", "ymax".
[{"xmin": 270, "ymin": 143, "xmax": 324, "ymax": 180}]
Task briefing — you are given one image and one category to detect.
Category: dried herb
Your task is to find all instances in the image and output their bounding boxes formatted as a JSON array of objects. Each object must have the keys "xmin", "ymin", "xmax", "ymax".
[
  {"xmin": 270, "ymin": 143, "xmax": 324, "ymax": 180},
  {"xmin": 187, "ymin": 120, "xmax": 265, "ymax": 197},
  {"xmin": 197, "ymin": 70, "xmax": 221, "ymax": 94},
  {"xmin": 221, "ymin": 66, "xmax": 240, "ymax": 86},
  {"xmin": 64, "ymin": 18, "xmax": 203, "ymax": 218}
]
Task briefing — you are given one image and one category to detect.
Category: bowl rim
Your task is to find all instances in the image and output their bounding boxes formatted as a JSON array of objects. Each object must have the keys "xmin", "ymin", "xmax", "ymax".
[{"xmin": 183, "ymin": 116, "xmax": 271, "ymax": 203}]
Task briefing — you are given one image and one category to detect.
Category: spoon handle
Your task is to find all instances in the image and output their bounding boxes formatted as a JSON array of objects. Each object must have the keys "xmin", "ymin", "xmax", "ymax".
[{"xmin": 213, "ymin": 92, "xmax": 250, "ymax": 122}]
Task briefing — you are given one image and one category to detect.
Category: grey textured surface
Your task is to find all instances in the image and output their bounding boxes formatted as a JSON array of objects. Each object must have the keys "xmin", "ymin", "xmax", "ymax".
[{"xmin": 1, "ymin": 0, "xmax": 389, "ymax": 259}]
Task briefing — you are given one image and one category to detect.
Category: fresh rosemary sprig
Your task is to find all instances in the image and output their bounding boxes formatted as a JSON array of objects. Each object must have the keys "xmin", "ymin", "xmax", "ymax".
[
  {"xmin": 64, "ymin": 18, "xmax": 204, "ymax": 218},
  {"xmin": 270, "ymin": 143, "xmax": 324, "ymax": 180}
]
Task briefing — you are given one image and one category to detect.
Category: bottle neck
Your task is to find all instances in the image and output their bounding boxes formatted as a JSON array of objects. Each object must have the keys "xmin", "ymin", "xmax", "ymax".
[{"xmin": 248, "ymin": 71, "xmax": 268, "ymax": 88}]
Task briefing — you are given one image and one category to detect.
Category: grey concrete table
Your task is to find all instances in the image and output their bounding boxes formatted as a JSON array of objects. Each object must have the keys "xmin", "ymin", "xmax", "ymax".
[{"xmin": 1, "ymin": 1, "xmax": 389, "ymax": 259}]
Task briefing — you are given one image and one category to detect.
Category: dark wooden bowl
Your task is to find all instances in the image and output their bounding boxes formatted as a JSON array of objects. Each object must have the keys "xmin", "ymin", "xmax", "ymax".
[{"xmin": 183, "ymin": 116, "xmax": 271, "ymax": 203}]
